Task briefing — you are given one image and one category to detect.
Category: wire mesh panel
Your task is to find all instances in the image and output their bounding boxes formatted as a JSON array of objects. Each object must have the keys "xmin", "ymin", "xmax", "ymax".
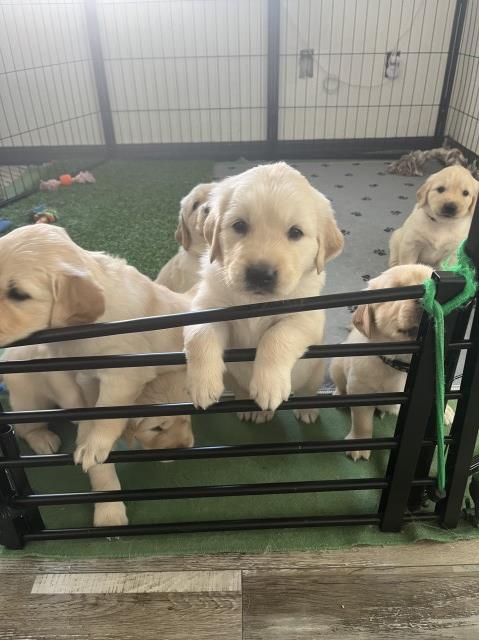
[
  {"xmin": 0, "ymin": 0, "xmax": 103, "ymax": 148},
  {"xmin": 96, "ymin": 0, "xmax": 268, "ymax": 144},
  {"xmin": 278, "ymin": 0, "xmax": 457, "ymax": 141},
  {"xmin": 446, "ymin": 0, "xmax": 479, "ymax": 154}
]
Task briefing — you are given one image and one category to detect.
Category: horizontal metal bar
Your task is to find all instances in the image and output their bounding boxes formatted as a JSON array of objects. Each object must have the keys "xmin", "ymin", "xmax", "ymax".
[
  {"xmin": 9, "ymin": 287, "xmax": 426, "ymax": 347},
  {"xmin": 0, "ymin": 341, "xmax": 421, "ymax": 374},
  {"xmin": 12, "ymin": 477, "xmax": 436, "ymax": 507},
  {"xmin": 0, "ymin": 390, "xmax": 460, "ymax": 425},
  {"xmin": 469, "ymin": 455, "xmax": 479, "ymax": 475},
  {"xmin": 22, "ymin": 511, "xmax": 438, "ymax": 542},
  {"xmin": 0, "ymin": 393, "xmax": 409, "ymax": 425},
  {"xmin": 0, "ymin": 437, "xmax": 454, "ymax": 469}
]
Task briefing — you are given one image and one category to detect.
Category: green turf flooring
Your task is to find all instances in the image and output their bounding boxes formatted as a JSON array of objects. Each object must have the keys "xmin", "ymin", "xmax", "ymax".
[
  {"xmin": 0, "ymin": 159, "xmax": 478, "ymax": 557},
  {"xmin": 1, "ymin": 159, "xmax": 214, "ymax": 278}
]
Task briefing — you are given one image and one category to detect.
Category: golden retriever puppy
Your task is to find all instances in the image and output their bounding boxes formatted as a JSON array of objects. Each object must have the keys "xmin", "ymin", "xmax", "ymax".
[
  {"xmin": 0, "ymin": 224, "xmax": 192, "ymax": 525},
  {"xmin": 3, "ymin": 346, "xmax": 193, "ymax": 526},
  {"xmin": 184, "ymin": 162, "xmax": 344, "ymax": 423},
  {"xmin": 330, "ymin": 264, "xmax": 454, "ymax": 461},
  {"xmin": 156, "ymin": 183, "xmax": 214, "ymax": 292},
  {"xmin": 389, "ymin": 166, "xmax": 479, "ymax": 268}
]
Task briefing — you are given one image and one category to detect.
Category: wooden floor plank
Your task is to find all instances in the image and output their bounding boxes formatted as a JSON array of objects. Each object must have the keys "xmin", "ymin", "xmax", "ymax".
[
  {"xmin": 242, "ymin": 567, "xmax": 479, "ymax": 640},
  {"xmin": 1, "ymin": 577, "xmax": 242, "ymax": 640},
  {"xmin": 31, "ymin": 570, "xmax": 241, "ymax": 594},
  {"xmin": 1, "ymin": 540, "xmax": 478, "ymax": 574}
]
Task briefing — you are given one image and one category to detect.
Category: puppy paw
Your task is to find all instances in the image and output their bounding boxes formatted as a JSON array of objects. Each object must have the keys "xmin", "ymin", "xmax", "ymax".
[
  {"xmin": 346, "ymin": 449, "xmax": 371, "ymax": 461},
  {"xmin": 237, "ymin": 410, "xmax": 274, "ymax": 424},
  {"xmin": 187, "ymin": 362, "xmax": 225, "ymax": 409},
  {"xmin": 345, "ymin": 431, "xmax": 370, "ymax": 461},
  {"xmin": 294, "ymin": 408, "xmax": 319, "ymax": 424},
  {"xmin": 26, "ymin": 429, "xmax": 61, "ymax": 455},
  {"xmin": 94, "ymin": 501, "xmax": 128, "ymax": 527},
  {"xmin": 249, "ymin": 366, "xmax": 291, "ymax": 411},
  {"xmin": 74, "ymin": 436, "xmax": 113, "ymax": 472},
  {"xmin": 444, "ymin": 404, "xmax": 455, "ymax": 427}
]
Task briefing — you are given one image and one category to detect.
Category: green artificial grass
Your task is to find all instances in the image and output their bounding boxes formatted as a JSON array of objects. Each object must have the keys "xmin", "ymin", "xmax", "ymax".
[
  {"xmin": 0, "ymin": 159, "xmax": 478, "ymax": 558},
  {"xmin": 1, "ymin": 159, "xmax": 214, "ymax": 278}
]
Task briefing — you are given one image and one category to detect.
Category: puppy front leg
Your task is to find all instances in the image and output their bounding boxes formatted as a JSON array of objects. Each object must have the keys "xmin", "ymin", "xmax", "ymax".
[
  {"xmin": 250, "ymin": 316, "xmax": 316, "ymax": 412},
  {"xmin": 184, "ymin": 322, "xmax": 228, "ymax": 409},
  {"xmin": 74, "ymin": 378, "xmax": 140, "ymax": 472},
  {"xmin": 345, "ymin": 406, "xmax": 375, "ymax": 461},
  {"xmin": 88, "ymin": 463, "xmax": 128, "ymax": 527},
  {"xmin": 397, "ymin": 240, "xmax": 421, "ymax": 266}
]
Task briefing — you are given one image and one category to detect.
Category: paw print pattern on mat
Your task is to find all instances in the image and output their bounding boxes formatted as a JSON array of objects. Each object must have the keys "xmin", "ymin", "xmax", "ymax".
[
  {"xmin": 361, "ymin": 274, "xmax": 370, "ymax": 282},
  {"xmin": 398, "ymin": 195, "xmax": 408, "ymax": 200},
  {"xmin": 310, "ymin": 174, "xmax": 318, "ymax": 178},
  {"xmin": 384, "ymin": 227, "xmax": 395, "ymax": 232},
  {"xmin": 369, "ymin": 184, "xmax": 378, "ymax": 188},
  {"xmin": 334, "ymin": 184, "xmax": 344, "ymax": 189},
  {"xmin": 350, "ymin": 211, "xmax": 362, "ymax": 217},
  {"xmin": 347, "ymin": 305, "xmax": 358, "ymax": 314},
  {"xmin": 362, "ymin": 196, "xmax": 372, "ymax": 201},
  {"xmin": 391, "ymin": 210, "xmax": 402, "ymax": 215},
  {"xmin": 374, "ymin": 249, "xmax": 387, "ymax": 256},
  {"xmin": 341, "ymin": 229, "xmax": 351, "ymax": 236}
]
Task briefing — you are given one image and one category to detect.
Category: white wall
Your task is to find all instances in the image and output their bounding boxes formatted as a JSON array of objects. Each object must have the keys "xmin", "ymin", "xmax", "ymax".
[
  {"xmin": 0, "ymin": 0, "xmax": 103, "ymax": 147},
  {"xmin": 279, "ymin": 0, "xmax": 456, "ymax": 140},
  {"xmin": 98, "ymin": 0, "xmax": 268, "ymax": 143},
  {"xmin": 0, "ymin": 0, "xmax": 459, "ymax": 147},
  {"xmin": 446, "ymin": 0, "xmax": 479, "ymax": 154}
]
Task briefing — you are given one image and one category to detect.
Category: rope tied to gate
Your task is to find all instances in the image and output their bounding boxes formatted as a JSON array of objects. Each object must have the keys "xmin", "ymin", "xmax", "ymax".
[{"xmin": 422, "ymin": 241, "xmax": 477, "ymax": 495}]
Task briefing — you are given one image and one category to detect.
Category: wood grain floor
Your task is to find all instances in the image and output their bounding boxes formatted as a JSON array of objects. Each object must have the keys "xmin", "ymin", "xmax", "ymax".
[{"xmin": 1, "ymin": 541, "xmax": 479, "ymax": 639}]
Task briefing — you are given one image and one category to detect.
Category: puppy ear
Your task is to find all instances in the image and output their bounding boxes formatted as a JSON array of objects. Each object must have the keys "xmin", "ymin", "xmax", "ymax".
[
  {"xmin": 204, "ymin": 183, "xmax": 233, "ymax": 263},
  {"xmin": 468, "ymin": 179, "xmax": 479, "ymax": 215},
  {"xmin": 175, "ymin": 213, "xmax": 192, "ymax": 250},
  {"xmin": 352, "ymin": 304, "xmax": 375, "ymax": 338},
  {"xmin": 417, "ymin": 177, "xmax": 431, "ymax": 208},
  {"xmin": 51, "ymin": 269, "xmax": 105, "ymax": 327},
  {"xmin": 313, "ymin": 191, "xmax": 344, "ymax": 273}
]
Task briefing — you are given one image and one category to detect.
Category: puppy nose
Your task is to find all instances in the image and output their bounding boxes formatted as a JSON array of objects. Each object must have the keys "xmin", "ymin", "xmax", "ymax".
[
  {"xmin": 245, "ymin": 262, "xmax": 278, "ymax": 292},
  {"xmin": 442, "ymin": 202, "xmax": 457, "ymax": 216}
]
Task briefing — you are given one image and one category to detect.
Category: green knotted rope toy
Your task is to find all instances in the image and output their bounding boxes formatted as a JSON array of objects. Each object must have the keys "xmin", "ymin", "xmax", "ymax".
[{"xmin": 422, "ymin": 241, "xmax": 478, "ymax": 494}]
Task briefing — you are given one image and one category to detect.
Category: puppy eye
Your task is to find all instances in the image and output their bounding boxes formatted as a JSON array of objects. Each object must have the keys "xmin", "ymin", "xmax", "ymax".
[
  {"xmin": 437, "ymin": 186, "xmax": 445, "ymax": 193},
  {"xmin": 232, "ymin": 219, "xmax": 248, "ymax": 234},
  {"xmin": 203, "ymin": 206, "xmax": 210, "ymax": 216},
  {"xmin": 192, "ymin": 200, "xmax": 200, "ymax": 211},
  {"xmin": 7, "ymin": 286, "xmax": 31, "ymax": 302},
  {"xmin": 287, "ymin": 226, "xmax": 303, "ymax": 240},
  {"xmin": 463, "ymin": 190, "xmax": 470, "ymax": 197}
]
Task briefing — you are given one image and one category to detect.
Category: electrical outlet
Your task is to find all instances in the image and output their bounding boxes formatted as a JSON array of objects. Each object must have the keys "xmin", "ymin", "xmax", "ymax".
[
  {"xmin": 299, "ymin": 49, "xmax": 314, "ymax": 78},
  {"xmin": 385, "ymin": 50, "xmax": 401, "ymax": 79}
]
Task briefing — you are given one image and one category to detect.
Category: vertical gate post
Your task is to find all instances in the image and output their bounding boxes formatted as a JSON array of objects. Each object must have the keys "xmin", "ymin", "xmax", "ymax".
[
  {"xmin": 267, "ymin": 0, "xmax": 280, "ymax": 156},
  {"xmin": 84, "ymin": 0, "xmax": 116, "ymax": 151},
  {"xmin": 435, "ymin": 0, "xmax": 468, "ymax": 138},
  {"xmin": 0, "ymin": 423, "xmax": 44, "ymax": 550},
  {"xmin": 380, "ymin": 272, "xmax": 465, "ymax": 532}
]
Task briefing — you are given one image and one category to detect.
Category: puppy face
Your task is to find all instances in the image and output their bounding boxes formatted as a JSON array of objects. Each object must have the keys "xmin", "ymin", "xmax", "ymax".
[
  {"xmin": 0, "ymin": 225, "xmax": 105, "ymax": 346},
  {"xmin": 203, "ymin": 163, "xmax": 343, "ymax": 298},
  {"xmin": 125, "ymin": 415, "xmax": 193, "ymax": 450},
  {"xmin": 417, "ymin": 166, "xmax": 479, "ymax": 221},
  {"xmin": 175, "ymin": 183, "xmax": 214, "ymax": 252},
  {"xmin": 352, "ymin": 264, "xmax": 433, "ymax": 341}
]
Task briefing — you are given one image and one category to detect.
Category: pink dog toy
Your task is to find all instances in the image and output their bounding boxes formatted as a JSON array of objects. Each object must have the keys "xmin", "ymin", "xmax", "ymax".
[{"xmin": 39, "ymin": 171, "xmax": 96, "ymax": 192}]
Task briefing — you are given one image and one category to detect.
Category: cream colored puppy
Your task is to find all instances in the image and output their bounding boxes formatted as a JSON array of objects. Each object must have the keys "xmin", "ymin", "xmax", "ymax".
[
  {"xmin": 389, "ymin": 166, "xmax": 479, "ymax": 268},
  {"xmin": 156, "ymin": 183, "xmax": 214, "ymax": 292},
  {"xmin": 330, "ymin": 264, "xmax": 454, "ymax": 461},
  {"xmin": 184, "ymin": 162, "xmax": 344, "ymax": 423},
  {"xmin": 0, "ymin": 224, "xmax": 191, "ymax": 525},
  {"xmin": 3, "ymin": 346, "xmax": 193, "ymax": 526}
]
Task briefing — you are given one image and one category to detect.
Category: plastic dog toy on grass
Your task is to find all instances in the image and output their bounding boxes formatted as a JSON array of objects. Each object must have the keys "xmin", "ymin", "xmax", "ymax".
[{"xmin": 39, "ymin": 170, "xmax": 95, "ymax": 192}]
